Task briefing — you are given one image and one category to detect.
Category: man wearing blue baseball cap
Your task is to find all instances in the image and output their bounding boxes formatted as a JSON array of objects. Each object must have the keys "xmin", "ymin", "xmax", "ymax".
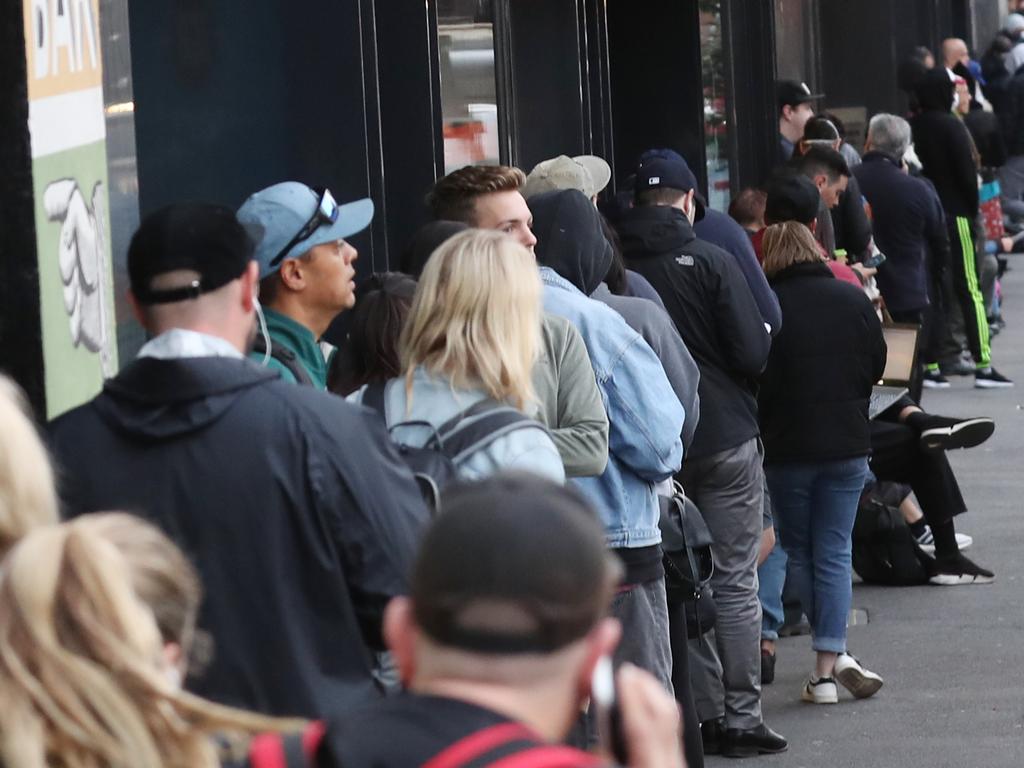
[{"xmin": 238, "ymin": 182, "xmax": 374, "ymax": 388}]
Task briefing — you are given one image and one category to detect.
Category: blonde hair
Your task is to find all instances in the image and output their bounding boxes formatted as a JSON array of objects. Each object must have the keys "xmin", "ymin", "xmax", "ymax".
[
  {"xmin": 0, "ymin": 518, "xmax": 302, "ymax": 768},
  {"xmin": 761, "ymin": 221, "xmax": 827, "ymax": 278},
  {"xmin": 400, "ymin": 229, "xmax": 541, "ymax": 411},
  {"xmin": 0, "ymin": 375, "xmax": 58, "ymax": 558}
]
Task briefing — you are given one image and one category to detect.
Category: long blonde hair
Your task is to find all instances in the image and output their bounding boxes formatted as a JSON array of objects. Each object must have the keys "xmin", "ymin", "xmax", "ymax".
[
  {"xmin": 0, "ymin": 375, "xmax": 58, "ymax": 558},
  {"xmin": 761, "ymin": 221, "xmax": 827, "ymax": 278},
  {"xmin": 0, "ymin": 518, "xmax": 302, "ymax": 768},
  {"xmin": 399, "ymin": 229, "xmax": 541, "ymax": 411}
]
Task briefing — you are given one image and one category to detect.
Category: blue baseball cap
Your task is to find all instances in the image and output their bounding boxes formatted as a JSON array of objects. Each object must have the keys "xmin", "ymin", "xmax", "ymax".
[
  {"xmin": 237, "ymin": 181, "xmax": 374, "ymax": 278},
  {"xmin": 635, "ymin": 151, "xmax": 707, "ymax": 221}
]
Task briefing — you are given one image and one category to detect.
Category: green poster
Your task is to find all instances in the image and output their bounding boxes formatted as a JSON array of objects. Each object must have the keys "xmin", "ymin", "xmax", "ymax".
[{"xmin": 31, "ymin": 140, "xmax": 118, "ymax": 418}]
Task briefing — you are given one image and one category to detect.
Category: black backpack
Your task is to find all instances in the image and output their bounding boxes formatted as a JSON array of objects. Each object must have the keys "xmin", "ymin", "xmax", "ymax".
[
  {"xmin": 362, "ymin": 382, "xmax": 544, "ymax": 511},
  {"xmin": 659, "ymin": 482, "xmax": 717, "ymax": 638},
  {"xmin": 252, "ymin": 334, "xmax": 315, "ymax": 387},
  {"xmin": 852, "ymin": 489, "xmax": 932, "ymax": 586}
]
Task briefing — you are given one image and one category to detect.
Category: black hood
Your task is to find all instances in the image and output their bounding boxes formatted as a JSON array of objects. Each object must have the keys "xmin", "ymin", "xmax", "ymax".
[
  {"xmin": 915, "ymin": 68, "xmax": 955, "ymax": 112},
  {"xmin": 530, "ymin": 189, "xmax": 613, "ymax": 295},
  {"xmin": 94, "ymin": 357, "xmax": 279, "ymax": 441},
  {"xmin": 615, "ymin": 205, "xmax": 696, "ymax": 258}
]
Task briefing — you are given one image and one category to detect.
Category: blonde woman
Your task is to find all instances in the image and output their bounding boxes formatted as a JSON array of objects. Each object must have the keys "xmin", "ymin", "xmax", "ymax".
[
  {"xmin": 0, "ymin": 375, "xmax": 58, "ymax": 557},
  {"xmin": 0, "ymin": 516, "xmax": 304, "ymax": 768},
  {"xmin": 349, "ymin": 229, "xmax": 565, "ymax": 483},
  {"xmin": 758, "ymin": 222, "xmax": 886, "ymax": 705}
]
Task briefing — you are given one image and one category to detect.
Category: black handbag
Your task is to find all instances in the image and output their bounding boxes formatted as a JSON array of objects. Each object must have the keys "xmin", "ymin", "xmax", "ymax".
[{"xmin": 659, "ymin": 482, "xmax": 717, "ymax": 638}]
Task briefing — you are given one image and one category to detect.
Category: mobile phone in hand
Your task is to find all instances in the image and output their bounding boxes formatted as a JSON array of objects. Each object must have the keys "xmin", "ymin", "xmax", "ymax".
[{"xmin": 591, "ymin": 656, "xmax": 629, "ymax": 763}]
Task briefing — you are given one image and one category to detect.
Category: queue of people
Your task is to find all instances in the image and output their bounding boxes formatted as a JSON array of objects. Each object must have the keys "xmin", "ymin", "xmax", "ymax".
[{"xmin": 0, "ymin": 50, "xmax": 1014, "ymax": 768}]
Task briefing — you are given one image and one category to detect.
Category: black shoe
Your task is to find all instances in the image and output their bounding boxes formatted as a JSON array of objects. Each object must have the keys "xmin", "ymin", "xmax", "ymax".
[
  {"xmin": 700, "ymin": 717, "xmax": 725, "ymax": 756},
  {"xmin": 975, "ymin": 367, "xmax": 1014, "ymax": 388},
  {"xmin": 760, "ymin": 648, "xmax": 776, "ymax": 685},
  {"xmin": 923, "ymin": 369, "xmax": 952, "ymax": 388},
  {"xmin": 919, "ymin": 417, "xmax": 995, "ymax": 453},
  {"xmin": 929, "ymin": 552, "xmax": 995, "ymax": 585},
  {"xmin": 721, "ymin": 724, "xmax": 789, "ymax": 758}
]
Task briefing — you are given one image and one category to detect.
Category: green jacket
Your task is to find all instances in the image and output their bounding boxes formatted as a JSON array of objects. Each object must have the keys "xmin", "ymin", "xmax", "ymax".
[
  {"xmin": 533, "ymin": 313, "xmax": 609, "ymax": 478},
  {"xmin": 250, "ymin": 308, "xmax": 330, "ymax": 389}
]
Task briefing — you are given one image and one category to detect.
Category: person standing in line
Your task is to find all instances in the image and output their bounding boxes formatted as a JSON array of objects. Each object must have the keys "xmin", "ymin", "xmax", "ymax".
[
  {"xmin": 912, "ymin": 69, "xmax": 1013, "ymax": 387},
  {"xmin": 427, "ymin": 165, "xmax": 610, "ymax": 478},
  {"xmin": 49, "ymin": 203, "xmax": 431, "ymax": 718},
  {"xmin": 237, "ymin": 182, "xmax": 373, "ymax": 388},
  {"xmin": 758, "ymin": 222, "xmax": 886, "ymax": 705}
]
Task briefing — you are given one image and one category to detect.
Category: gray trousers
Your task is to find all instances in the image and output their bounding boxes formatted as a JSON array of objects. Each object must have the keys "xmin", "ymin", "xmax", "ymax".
[
  {"xmin": 680, "ymin": 437, "xmax": 764, "ymax": 730},
  {"xmin": 610, "ymin": 577, "xmax": 674, "ymax": 694}
]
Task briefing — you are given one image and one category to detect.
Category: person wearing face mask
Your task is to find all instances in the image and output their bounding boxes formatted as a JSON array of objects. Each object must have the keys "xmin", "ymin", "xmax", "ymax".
[{"xmin": 616, "ymin": 156, "xmax": 781, "ymax": 758}]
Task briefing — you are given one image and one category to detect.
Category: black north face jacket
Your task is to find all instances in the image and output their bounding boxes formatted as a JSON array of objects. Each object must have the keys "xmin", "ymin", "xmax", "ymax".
[
  {"xmin": 618, "ymin": 205, "xmax": 771, "ymax": 460},
  {"xmin": 49, "ymin": 355, "xmax": 430, "ymax": 718}
]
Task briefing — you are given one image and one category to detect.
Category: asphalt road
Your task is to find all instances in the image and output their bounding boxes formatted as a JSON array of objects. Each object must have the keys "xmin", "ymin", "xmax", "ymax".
[{"xmin": 708, "ymin": 262, "xmax": 1024, "ymax": 768}]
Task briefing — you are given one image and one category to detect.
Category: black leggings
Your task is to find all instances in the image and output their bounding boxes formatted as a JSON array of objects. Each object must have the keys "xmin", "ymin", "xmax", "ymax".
[{"xmin": 668, "ymin": 601, "xmax": 704, "ymax": 768}]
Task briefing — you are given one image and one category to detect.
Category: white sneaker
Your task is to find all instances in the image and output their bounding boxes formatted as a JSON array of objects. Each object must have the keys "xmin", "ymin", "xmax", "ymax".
[
  {"xmin": 801, "ymin": 675, "xmax": 839, "ymax": 704},
  {"xmin": 834, "ymin": 653, "xmax": 883, "ymax": 699},
  {"xmin": 913, "ymin": 525, "xmax": 973, "ymax": 554}
]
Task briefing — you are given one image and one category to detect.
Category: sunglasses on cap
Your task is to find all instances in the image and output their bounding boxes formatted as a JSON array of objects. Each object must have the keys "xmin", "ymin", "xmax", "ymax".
[{"xmin": 270, "ymin": 187, "xmax": 340, "ymax": 267}]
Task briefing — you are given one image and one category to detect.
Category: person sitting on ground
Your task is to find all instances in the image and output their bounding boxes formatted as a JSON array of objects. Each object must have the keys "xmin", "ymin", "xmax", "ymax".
[
  {"xmin": 0, "ymin": 518, "xmax": 304, "ymax": 768},
  {"xmin": 327, "ymin": 272, "xmax": 417, "ymax": 397},
  {"xmin": 728, "ymin": 188, "xmax": 767, "ymax": 237},
  {"xmin": 237, "ymin": 182, "xmax": 372, "ymax": 388},
  {"xmin": 427, "ymin": 165, "xmax": 609, "ymax": 478},
  {"xmin": 312, "ymin": 473, "xmax": 685, "ymax": 768},
  {"xmin": 0, "ymin": 375, "xmax": 58, "ymax": 557},
  {"xmin": 348, "ymin": 229, "xmax": 565, "ymax": 484},
  {"xmin": 759, "ymin": 221, "xmax": 887, "ymax": 705}
]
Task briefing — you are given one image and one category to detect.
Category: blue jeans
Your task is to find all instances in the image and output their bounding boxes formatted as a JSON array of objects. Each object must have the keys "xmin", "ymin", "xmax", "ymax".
[
  {"xmin": 766, "ymin": 457, "xmax": 869, "ymax": 654},
  {"xmin": 758, "ymin": 529, "xmax": 787, "ymax": 642}
]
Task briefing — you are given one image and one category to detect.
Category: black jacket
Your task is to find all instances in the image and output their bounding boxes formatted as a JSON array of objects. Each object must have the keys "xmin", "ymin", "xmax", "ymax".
[
  {"xmin": 49, "ymin": 356, "xmax": 430, "ymax": 718},
  {"xmin": 830, "ymin": 173, "xmax": 873, "ymax": 261},
  {"xmin": 854, "ymin": 151, "xmax": 951, "ymax": 312},
  {"xmin": 758, "ymin": 262, "xmax": 886, "ymax": 464},
  {"xmin": 997, "ymin": 65, "xmax": 1024, "ymax": 156},
  {"xmin": 911, "ymin": 70, "xmax": 980, "ymax": 218},
  {"xmin": 618, "ymin": 205, "xmax": 771, "ymax": 459}
]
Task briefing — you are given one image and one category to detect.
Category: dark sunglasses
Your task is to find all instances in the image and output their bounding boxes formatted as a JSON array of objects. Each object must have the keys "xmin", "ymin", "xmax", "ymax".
[{"xmin": 270, "ymin": 187, "xmax": 340, "ymax": 267}]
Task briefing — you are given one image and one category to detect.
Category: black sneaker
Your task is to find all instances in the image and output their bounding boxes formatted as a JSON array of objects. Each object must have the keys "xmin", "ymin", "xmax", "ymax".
[
  {"xmin": 975, "ymin": 367, "xmax": 1014, "ymax": 388},
  {"xmin": 721, "ymin": 723, "xmax": 789, "ymax": 758},
  {"xmin": 700, "ymin": 717, "xmax": 725, "ymax": 755},
  {"xmin": 919, "ymin": 417, "xmax": 995, "ymax": 453},
  {"xmin": 761, "ymin": 648, "xmax": 776, "ymax": 685},
  {"xmin": 929, "ymin": 552, "xmax": 995, "ymax": 585},
  {"xmin": 923, "ymin": 370, "xmax": 952, "ymax": 388}
]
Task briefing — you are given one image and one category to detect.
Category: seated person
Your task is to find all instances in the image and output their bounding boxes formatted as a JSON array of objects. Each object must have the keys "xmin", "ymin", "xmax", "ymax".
[{"xmin": 311, "ymin": 473, "xmax": 685, "ymax": 768}]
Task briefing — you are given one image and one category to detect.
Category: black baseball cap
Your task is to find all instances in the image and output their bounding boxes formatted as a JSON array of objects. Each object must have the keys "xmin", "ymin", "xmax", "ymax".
[
  {"xmin": 635, "ymin": 150, "xmax": 707, "ymax": 221},
  {"xmin": 128, "ymin": 203, "xmax": 254, "ymax": 305},
  {"xmin": 764, "ymin": 170, "xmax": 821, "ymax": 226},
  {"xmin": 777, "ymin": 79, "xmax": 824, "ymax": 111},
  {"xmin": 412, "ymin": 474, "xmax": 621, "ymax": 655}
]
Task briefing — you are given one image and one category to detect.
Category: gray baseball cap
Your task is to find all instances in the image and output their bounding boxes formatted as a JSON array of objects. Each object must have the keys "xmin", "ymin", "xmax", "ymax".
[{"xmin": 522, "ymin": 154, "xmax": 612, "ymax": 200}]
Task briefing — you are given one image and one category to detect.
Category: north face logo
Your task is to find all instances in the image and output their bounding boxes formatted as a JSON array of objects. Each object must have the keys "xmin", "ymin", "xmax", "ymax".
[{"xmin": 675, "ymin": 254, "xmax": 694, "ymax": 267}]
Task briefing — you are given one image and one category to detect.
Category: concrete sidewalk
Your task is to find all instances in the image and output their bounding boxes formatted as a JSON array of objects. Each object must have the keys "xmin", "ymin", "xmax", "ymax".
[{"xmin": 709, "ymin": 263, "xmax": 1024, "ymax": 767}]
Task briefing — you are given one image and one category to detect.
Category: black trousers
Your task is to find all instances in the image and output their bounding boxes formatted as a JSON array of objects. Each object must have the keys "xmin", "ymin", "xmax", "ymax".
[
  {"xmin": 869, "ymin": 418, "xmax": 966, "ymax": 526},
  {"xmin": 945, "ymin": 215, "xmax": 992, "ymax": 366},
  {"xmin": 668, "ymin": 601, "xmax": 704, "ymax": 768}
]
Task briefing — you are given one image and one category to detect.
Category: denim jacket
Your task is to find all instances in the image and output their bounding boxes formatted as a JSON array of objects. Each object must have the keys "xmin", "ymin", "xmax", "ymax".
[{"xmin": 539, "ymin": 267, "xmax": 684, "ymax": 547}]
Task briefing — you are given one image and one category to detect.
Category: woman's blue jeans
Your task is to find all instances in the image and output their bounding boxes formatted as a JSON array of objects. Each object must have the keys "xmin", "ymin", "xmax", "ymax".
[{"xmin": 765, "ymin": 457, "xmax": 869, "ymax": 654}]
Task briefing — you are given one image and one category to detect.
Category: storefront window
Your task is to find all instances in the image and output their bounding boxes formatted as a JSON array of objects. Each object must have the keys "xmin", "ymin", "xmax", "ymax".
[
  {"xmin": 437, "ymin": 0, "xmax": 501, "ymax": 173},
  {"xmin": 700, "ymin": 1, "xmax": 730, "ymax": 212}
]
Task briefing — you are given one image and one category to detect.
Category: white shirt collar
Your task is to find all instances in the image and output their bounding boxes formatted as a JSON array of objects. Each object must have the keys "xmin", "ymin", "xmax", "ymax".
[{"xmin": 137, "ymin": 329, "xmax": 244, "ymax": 361}]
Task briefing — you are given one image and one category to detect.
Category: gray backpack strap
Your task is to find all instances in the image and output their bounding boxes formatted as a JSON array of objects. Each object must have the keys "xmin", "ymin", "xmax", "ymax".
[{"xmin": 434, "ymin": 406, "xmax": 548, "ymax": 464}]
